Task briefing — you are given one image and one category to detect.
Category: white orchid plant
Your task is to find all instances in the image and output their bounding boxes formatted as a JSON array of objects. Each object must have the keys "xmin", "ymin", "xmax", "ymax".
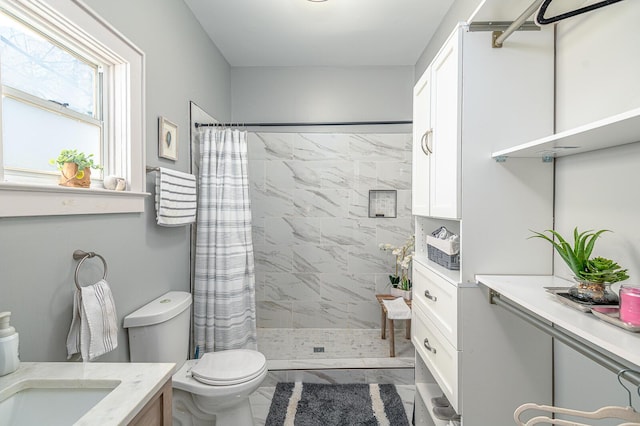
[{"xmin": 379, "ymin": 234, "xmax": 415, "ymax": 291}]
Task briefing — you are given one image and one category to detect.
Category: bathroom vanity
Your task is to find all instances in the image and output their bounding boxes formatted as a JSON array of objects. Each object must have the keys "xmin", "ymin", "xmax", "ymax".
[{"xmin": 0, "ymin": 362, "xmax": 174, "ymax": 425}]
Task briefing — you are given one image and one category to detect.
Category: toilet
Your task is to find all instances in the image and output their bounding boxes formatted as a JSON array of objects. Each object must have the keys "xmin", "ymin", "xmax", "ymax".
[{"xmin": 123, "ymin": 291, "xmax": 267, "ymax": 426}]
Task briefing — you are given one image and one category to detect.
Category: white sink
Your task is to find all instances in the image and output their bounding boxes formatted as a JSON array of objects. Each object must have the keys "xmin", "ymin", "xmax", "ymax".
[{"xmin": 0, "ymin": 379, "xmax": 120, "ymax": 426}]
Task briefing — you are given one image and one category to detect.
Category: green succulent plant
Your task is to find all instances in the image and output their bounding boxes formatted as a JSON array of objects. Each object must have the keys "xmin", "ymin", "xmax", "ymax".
[
  {"xmin": 529, "ymin": 227, "xmax": 629, "ymax": 284},
  {"xmin": 580, "ymin": 256, "xmax": 629, "ymax": 284}
]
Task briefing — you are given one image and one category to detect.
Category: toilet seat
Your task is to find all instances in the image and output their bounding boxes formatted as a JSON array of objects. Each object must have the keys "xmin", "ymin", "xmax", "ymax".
[{"xmin": 191, "ymin": 349, "xmax": 267, "ymax": 386}]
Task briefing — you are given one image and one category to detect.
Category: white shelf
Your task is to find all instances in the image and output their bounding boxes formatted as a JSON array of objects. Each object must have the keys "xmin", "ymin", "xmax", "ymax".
[
  {"xmin": 413, "ymin": 256, "xmax": 461, "ymax": 286},
  {"xmin": 492, "ymin": 107, "xmax": 640, "ymax": 159},
  {"xmin": 415, "ymin": 382, "xmax": 454, "ymax": 426},
  {"xmin": 475, "ymin": 275, "xmax": 640, "ymax": 367}
]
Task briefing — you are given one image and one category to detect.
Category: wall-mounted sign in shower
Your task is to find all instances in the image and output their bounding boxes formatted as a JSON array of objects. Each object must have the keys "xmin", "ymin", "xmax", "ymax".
[{"xmin": 368, "ymin": 190, "xmax": 397, "ymax": 218}]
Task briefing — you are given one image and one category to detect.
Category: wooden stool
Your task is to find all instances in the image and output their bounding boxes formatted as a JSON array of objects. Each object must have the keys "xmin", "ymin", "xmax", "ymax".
[{"xmin": 376, "ymin": 294, "xmax": 412, "ymax": 357}]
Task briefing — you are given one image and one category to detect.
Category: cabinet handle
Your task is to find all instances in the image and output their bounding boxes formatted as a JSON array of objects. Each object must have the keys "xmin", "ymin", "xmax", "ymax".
[
  {"xmin": 421, "ymin": 129, "xmax": 433, "ymax": 155},
  {"xmin": 423, "ymin": 338, "xmax": 437, "ymax": 354},
  {"xmin": 424, "ymin": 290, "xmax": 437, "ymax": 302}
]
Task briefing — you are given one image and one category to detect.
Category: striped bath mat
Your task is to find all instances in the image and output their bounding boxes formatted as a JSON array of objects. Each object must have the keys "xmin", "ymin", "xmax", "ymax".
[{"xmin": 265, "ymin": 382, "xmax": 409, "ymax": 426}]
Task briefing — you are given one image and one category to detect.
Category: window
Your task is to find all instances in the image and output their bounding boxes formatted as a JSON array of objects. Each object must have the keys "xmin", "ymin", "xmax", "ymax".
[
  {"xmin": 0, "ymin": 11, "xmax": 102, "ymax": 181},
  {"xmin": 0, "ymin": 0, "xmax": 146, "ymax": 216}
]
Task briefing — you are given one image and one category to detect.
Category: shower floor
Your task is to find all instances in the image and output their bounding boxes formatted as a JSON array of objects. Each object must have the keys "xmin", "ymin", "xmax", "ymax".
[{"xmin": 257, "ymin": 327, "xmax": 414, "ymax": 370}]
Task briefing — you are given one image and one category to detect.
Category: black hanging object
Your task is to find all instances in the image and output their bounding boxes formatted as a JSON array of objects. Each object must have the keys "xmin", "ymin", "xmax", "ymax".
[{"xmin": 536, "ymin": 0, "xmax": 625, "ymax": 25}]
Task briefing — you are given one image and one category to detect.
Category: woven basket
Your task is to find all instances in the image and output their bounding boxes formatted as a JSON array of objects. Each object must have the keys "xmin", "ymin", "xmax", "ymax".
[{"xmin": 426, "ymin": 235, "xmax": 460, "ymax": 270}]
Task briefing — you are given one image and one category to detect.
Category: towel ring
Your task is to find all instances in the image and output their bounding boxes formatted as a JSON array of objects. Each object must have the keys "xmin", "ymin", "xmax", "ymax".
[{"xmin": 73, "ymin": 250, "xmax": 108, "ymax": 290}]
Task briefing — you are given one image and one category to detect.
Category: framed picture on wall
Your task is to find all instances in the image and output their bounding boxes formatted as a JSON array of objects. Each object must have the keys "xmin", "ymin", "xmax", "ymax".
[{"xmin": 158, "ymin": 116, "xmax": 178, "ymax": 160}]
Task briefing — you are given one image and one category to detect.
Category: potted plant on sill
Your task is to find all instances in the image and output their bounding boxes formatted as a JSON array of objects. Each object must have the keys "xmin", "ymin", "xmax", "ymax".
[
  {"xmin": 379, "ymin": 234, "xmax": 415, "ymax": 300},
  {"xmin": 530, "ymin": 227, "xmax": 629, "ymax": 304},
  {"xmin": 50, "ymin": 149, "xmax": 102, "ymax": 188}
]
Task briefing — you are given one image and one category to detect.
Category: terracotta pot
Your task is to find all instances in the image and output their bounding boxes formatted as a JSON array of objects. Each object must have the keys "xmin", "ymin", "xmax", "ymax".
[{"xmin": 59, "ymin": 163, "xmax": 91, "ymax": 188}]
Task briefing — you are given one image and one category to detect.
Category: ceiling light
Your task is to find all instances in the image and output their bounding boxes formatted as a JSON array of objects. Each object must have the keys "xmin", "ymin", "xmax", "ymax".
[{"xmin": 307, "ymin": 0, "xmax": 328, "ymax": 2}]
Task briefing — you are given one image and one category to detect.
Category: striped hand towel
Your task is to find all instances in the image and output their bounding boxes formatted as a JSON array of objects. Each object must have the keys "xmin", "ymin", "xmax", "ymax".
[
  {"xmin": 155, "ymin": 167, "xmax": 197, "ymax": 226},
  {"xmin": 66, "ymin": 279, "xmax": 118, "ymax": 361}
]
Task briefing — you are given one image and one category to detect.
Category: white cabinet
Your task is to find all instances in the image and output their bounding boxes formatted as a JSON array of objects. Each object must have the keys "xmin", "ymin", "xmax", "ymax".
[
  {"xmin": 412, "ymin": 262, "xmax": 460, "ymax": 411},
  {"xmin": 412, "ymin": 260, "xmax": 554, "ymax": 426},
  {"xmin": 411, "ymin": 22, "xmax": 556, "ymax": 426},
  {"xmin": 413, "ymin": 260, "xmax": 458, "ymax": 346},
  {"xmin": 412, "ymin": 30, "xmax": 461, "ymax": 219},
  {"xmin": 412, "ymin": 65, "xmax": 432, "ymax": 216}
]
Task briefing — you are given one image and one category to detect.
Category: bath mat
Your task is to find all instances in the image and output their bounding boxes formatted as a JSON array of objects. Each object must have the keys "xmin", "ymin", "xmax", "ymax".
[{"xmin": 265, "ymin": 382, "xmax": 409, "ymax": 426}]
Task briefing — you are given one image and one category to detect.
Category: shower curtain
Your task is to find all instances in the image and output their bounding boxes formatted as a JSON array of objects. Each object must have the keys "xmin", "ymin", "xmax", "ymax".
[{"xmin": 193, "ymin": 127, "xmax": 257, "ymax": 353}]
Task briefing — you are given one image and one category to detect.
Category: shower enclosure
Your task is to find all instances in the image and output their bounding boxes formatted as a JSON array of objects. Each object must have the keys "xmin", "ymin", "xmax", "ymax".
[{"xmin": 248, "ymin": 131, "xmax": 414, "ymax": 367}]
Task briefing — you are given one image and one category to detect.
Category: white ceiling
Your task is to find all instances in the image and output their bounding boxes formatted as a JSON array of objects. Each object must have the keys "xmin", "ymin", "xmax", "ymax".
[{"xmin": 183, "ymin": 0, "xmax": 455, "ymax": 67}]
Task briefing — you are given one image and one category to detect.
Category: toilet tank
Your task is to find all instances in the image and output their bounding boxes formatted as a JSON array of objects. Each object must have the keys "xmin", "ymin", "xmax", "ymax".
[{"xmin": 123, "ymin": 291, "xmax": 192, "ymax": 369}]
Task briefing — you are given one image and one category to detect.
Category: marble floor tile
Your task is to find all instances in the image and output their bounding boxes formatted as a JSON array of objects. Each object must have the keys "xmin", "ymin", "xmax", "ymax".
[{"xmin": 257, "ymin": 328, "xmax": 414, "ymax": 363}]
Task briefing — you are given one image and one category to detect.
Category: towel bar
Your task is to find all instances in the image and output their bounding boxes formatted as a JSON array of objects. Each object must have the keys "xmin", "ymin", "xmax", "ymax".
[{"xmin": 73, "ymin": 250, "xmax": 108, "ymax": 290}]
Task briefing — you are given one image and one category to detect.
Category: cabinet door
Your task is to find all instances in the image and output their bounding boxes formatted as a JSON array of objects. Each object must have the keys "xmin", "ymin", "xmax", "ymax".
[
  {"xmin": 429, "ymin": 28, "xmax": 461, "ymax": 219},
  {"xmin": 412, "ymin": 66, "xmax": 432, "ymax": 216}
]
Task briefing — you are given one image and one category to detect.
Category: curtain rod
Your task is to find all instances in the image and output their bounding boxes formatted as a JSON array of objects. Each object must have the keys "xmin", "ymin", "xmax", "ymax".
[{"xmin": 194, "ymin": 120, "xmax": 412, "ymax": 128}]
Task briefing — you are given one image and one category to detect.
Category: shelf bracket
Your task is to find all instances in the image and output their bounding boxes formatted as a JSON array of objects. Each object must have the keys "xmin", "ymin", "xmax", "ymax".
[
  {"xmin": 492, "ymin": 0, "xmax": 545, "ymax": 48},
  {"xmin": 494, "ymin": 155, "xmax": 508, "ymax": 163},
  {"xmin": 489, "ymin": 289, "xmax": 501, "ymax": 305}
]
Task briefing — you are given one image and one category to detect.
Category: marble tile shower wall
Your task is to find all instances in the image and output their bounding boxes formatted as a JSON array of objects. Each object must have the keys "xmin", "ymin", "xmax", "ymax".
[{"xmin": 248, "ymin": 132, "xmax": 413, "ymax": 329}]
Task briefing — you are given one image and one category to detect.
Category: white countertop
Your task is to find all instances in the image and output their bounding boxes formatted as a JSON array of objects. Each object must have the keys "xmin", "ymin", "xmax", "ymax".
[
  {"xmin": 475, "ymin": 275, "xmax": 640, "ymax": 368},
  {"xmin": 0, "ymin": 362, "xmax": 174, "ymax": 425}
]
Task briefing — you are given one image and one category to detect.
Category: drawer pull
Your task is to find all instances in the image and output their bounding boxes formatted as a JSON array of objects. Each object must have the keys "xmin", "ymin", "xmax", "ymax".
[
  {"xmin": 424, "ymin": 290, "xmax": 438, "ymax": 302},
  {"xmin": 423, "ymin": 338, "xmax": 437, "ymax": 354}
]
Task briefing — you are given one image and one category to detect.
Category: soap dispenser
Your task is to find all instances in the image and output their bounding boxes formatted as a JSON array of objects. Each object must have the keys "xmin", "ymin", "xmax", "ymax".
[{"xmin": 0, "ymin": 312, "xmax": 20, "ymax": 376}]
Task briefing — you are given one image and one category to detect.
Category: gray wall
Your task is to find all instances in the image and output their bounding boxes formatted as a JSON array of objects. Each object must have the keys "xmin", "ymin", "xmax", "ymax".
[
  {"xmin": 0, "ymin": 0, "xmax": 231, "ymax": 362},
  {"xmin": 414, "ymin": 0, "xmax": 480, "ymax": 80},
  {"xmin": 552, "ymin": 1, "xmax": 640, "ymax": 418},
  {"xmin": 231, "ymin": 66, "xmax": 413, "ymax": 124}
]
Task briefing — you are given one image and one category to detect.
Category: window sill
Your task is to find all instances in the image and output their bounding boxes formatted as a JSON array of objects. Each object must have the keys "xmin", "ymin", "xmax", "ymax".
[{"xmin": 0, "ymin": 182, "xmax": 150, "ymax": 217}]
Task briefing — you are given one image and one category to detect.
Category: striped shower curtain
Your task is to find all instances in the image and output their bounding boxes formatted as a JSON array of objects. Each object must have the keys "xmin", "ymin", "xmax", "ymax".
[{"xmin": 193, "ymin": 127, "xmax": 257, "ymax": 353}]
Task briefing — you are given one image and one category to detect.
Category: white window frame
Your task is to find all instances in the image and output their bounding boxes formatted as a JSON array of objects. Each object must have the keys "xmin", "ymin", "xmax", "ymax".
[{"xmin": 0, "ymin": 0, "xmax": 147, "ymax": 217}]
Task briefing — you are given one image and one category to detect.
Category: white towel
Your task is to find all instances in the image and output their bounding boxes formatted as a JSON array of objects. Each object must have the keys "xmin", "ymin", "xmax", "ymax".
[
  {"xmin": 382, "ymin": 297, "xmax": 411, "ymax": 320},
  {"xmin": 66, "ymin": 279, "xmax": 118, "ymax": 361},
  {"xmin": 155, "ymin": 167, "xmax": 197, "ymax": 226}
]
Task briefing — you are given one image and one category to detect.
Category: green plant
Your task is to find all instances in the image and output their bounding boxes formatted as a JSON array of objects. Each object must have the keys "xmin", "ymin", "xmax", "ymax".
[
  {"xmin": 529, "ymin": 227, "xmax": 628, "ymax": 284},
  {"xmin": 580, "ymin": 256, "xmax": 629, "ymax": 284},
  {"xmin": 50, "ymin": 149, "xmax": 102, "ymax": 179}
]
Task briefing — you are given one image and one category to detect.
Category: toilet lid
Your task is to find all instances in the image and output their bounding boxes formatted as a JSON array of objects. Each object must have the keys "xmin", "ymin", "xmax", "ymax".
[{"xmin": 190, "ymin": 349, "xmax": 267, "ymax": 386}]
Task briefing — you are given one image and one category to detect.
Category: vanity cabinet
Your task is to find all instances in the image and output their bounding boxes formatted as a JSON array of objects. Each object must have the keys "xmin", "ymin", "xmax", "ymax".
[
  {"xmin": 412, "ymin": 29, "xmax": 460, "ymax": 219},
  {"xmin": 130, "ymin": 378, "xmax": 172, "ymax": 426},
  {"xmin": 411, "ymin": 22, "xmax": 556, "ymax": 425}
]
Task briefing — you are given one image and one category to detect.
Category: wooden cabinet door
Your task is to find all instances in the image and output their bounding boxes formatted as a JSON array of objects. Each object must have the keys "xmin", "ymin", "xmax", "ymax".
[
  {"xmin": 412, "ymin": 65, "xmax": 432, "ymax": 216},
  {"xmin": 429, "ymin": 28, "xmax": 461, "ymax": 219}
]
